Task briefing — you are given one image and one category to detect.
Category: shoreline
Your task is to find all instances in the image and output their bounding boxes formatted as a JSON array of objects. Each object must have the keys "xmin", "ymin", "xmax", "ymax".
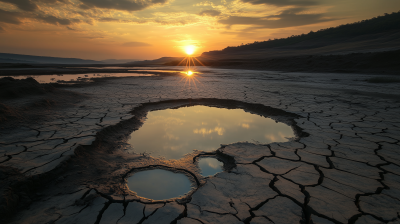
[{"xmin": 1, "ymin": 49, "xmax": 399, "ymax": 77}]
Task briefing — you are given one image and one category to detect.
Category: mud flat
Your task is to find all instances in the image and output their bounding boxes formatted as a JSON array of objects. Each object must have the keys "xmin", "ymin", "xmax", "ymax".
[{"xmin": 1, "ymin": 69, "xmax": 400, "ymax": 224}]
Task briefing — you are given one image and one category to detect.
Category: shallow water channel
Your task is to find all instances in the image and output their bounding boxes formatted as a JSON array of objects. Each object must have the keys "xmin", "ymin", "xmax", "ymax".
[
  {"xmin": 128, "ymin": 105, "xmax": 295, "ymax": 159},
  {"xmin": 8, "ymin": 73, "xmax": 154, "ymax": 83}
]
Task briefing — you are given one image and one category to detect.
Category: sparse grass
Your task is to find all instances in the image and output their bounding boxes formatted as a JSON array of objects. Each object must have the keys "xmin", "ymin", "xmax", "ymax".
[{"xmin": 365, "ymin": 77, "xmax": 400, "ymax": 83}]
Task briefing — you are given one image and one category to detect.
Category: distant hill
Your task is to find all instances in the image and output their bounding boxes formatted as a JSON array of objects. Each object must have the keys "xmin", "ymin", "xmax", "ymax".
[
  {"xmin": 202, "ymin": 11, "xmax": 400, "ymax": 58},
  {"xmin": 0, "ymin": 53, "xmax": 102, "ymax": 64},
  {"xmin": 0, "ymin": 58, "xmax": 36, "ymax": 64},
  {"xmin": 126, "ymin": 57, "xmax": 184, "ymax": 66},
  {"xmin": 101, "ymin": 59, "xmax": 139, "ymax": 64}
]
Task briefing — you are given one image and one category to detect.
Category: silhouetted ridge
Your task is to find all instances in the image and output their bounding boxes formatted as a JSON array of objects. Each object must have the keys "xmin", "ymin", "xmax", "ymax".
[{"xmin": 203, "ymin": 11, "xmax": 400, "ymax": 55}]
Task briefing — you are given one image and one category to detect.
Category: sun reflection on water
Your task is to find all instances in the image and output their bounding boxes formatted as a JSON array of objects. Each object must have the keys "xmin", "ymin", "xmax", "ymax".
[{"xmin": 176, "ymin": 45, "xmax": 207, "ymax": 88}]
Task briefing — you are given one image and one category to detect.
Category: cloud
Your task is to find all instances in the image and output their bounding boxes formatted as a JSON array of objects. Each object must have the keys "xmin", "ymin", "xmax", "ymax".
[
  {"xmin": 78, "ymin": 0, "xmax": 169, "ymax": 12},
  {"xmin": 218, "ymin": 8, "xmax": 333, "ymax": 29},
  {"xmin": 0, "ymin": 0, "xmax": 71, "ymax": 11},
  {"xmin": 36, "ymin": 15, "xmax": 80, "ymax": 25},
  {"xmin": 39, "ymin": 0, "xmax": 68, "ymax": 3},
  {"xmin": 0, "ymin": 8, "xmax": 80, "ymax": 26},
  {"xmin": 0, "ymin": 9, "xmax": 22, "ymax": 24},
  {"xmin": 0, "ymin": 26, "xmax": 4, "ymax": 32},
  {"xmin": 198, "ymin": 9, "xmax": 221, "ymax": 17},
  {"xmin": 122, "ymin": 41, "xmax": 152, "ymax": 47},
  {"xmin": 0, "ymin": 0, "xmax": 38, "ymax": 11},
  {"xmin": 0, "ymin": 0, "xmax": 72, "ymax": 12},
  {"xmin": 99, "ymin": 18, "xmax": 120, "ymax": 22},
  {"xmin": 241, "ymin": 0, "xmax": 317, "ymax": 6}
]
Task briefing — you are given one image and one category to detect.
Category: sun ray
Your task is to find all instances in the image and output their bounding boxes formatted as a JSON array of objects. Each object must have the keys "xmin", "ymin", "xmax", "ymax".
[
  {"xmin": 194, "ymin": 57, "xmax": 206, "ymax": 66},
  {"xmin": 177, "ymin": 57, "xmax": 187, "ymax": 66},
  {"xmin": 178, "ymin": 44, "xmax": 207, "ymax": 89}
]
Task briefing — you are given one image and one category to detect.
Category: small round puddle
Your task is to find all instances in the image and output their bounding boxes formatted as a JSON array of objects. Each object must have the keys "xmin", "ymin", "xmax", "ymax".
[
  {"xmin": 198, "ymin": 157, "xmax": 223, "ymax": 177},
  {"xmin": 127, "ymin": 169, "xmax": 192, "ymax": 200},
  {"xmin": 128, "ymin": 105, "xmax": 295, "ymax": 159}
]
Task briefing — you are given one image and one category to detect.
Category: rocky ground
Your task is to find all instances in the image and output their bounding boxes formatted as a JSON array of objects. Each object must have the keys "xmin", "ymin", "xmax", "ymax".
[{"xmin": 1, "ymin": 69, "xmax": 400, "ymax": 224}]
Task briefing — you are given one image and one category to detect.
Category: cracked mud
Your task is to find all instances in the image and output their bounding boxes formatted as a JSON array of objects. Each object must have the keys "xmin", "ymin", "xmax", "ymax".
[{"xmin": 1, "ymin": 70, "xmax": 400, "ymax": 224}]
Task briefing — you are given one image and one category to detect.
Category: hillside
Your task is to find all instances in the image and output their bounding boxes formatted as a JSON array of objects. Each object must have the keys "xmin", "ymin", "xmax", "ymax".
[
  {"xmin": 202, "ymin": 11, "xmax": 400, "ymax": 58},
  {"xmin": 0, "ymin": 53, "xmax": 102, "ymax": 64}
]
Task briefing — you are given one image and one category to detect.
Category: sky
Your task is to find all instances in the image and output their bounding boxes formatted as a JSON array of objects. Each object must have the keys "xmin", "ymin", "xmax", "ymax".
[{"xmin": 0, "ymin": 0, "xmax": 399, "ymax": 60}]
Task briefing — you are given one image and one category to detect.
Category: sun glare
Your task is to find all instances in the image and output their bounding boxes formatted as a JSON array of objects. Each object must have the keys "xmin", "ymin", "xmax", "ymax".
[
  {"xmin": 184, "ymin": 45, "xmax": 196, "ymax": 55},
  {"xmin": 177, "ymin": 44, "xmax": 206, "ymax": 88}
]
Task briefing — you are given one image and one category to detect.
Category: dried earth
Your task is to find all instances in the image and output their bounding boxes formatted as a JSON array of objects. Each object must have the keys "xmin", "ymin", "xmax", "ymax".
[{"xmin": 1, "ymin": 69, "xmax": 400, "ymax": 224}]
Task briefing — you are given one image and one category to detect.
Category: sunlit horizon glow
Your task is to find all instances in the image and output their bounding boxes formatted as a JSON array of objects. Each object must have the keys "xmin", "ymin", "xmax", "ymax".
[{"xmin": 0, "ymin": 0, "xmax": 398, "ymax": 60}]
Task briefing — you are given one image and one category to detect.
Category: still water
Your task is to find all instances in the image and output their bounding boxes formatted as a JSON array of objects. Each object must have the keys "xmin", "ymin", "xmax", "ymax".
[
  {"xmin": 127, "ymin": 169, "xmax": 192, "ymax": 200},
  {"xmin": 198, "ymin": 157, "xmax": 223, "ymax": 177},
  {"xmin": 128, "ymin": 106, "xmax": 294, "ymax": 159},
  {"xmin": 8, "ymin": 73, "xmax": 154, "ymax": 84}
]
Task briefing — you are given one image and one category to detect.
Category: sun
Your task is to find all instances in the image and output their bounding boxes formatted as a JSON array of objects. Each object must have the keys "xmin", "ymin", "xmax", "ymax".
[
  {"xmin": 187, "ymin": 71, "xmax": 193, "ymax": 76},
  {"xmin": 184, "ymin": 45, "xmax": 196, "ymax": 56}
]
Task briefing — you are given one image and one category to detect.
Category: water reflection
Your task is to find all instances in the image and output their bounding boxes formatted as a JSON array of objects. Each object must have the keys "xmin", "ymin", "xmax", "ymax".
[
  {"xmin": 128, "ymin": 106, "xmax": 294, "ymax": 159},
  {"xmin": 198, "ymin": 157, "xmax": 223, "ymax": 177},
  {"xmin": 7, "ymin": 73, "xmax": 154, "ymax": 84},
  {"xmin": 129, "ymin": 70, "xmax": 182, "ymax": 73},
  {"xmin": 127, "ymin": 169, "xmax": 192, "ymax": 200}
]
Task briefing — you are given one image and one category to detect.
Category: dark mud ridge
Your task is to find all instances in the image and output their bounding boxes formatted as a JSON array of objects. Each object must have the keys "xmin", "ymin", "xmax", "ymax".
[
  {"xmin": 0, "ymin": 77, "xmax": 55, "ymax": 99},
  {"xmin": 0, "ymin": 77, "xmax": 85, "ymax": 124}
]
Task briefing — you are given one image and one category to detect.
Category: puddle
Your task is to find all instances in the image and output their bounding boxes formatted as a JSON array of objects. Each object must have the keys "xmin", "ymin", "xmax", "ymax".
[
  {"xmin": 128, "ymin": 105, "xmax": 295, "ymax": 159},
  {"xmin": 68, "ymin": 67, "xmax": 141, "ymax": 69},
  {"xmin": 129, "ymin": 70, "xmax": 182, "ymax": 73},
  {"xmin": 64, "ymin": 66, "xmax": 183, "ymax": 73},
  {"xmin": 127, "ymin": 169, "xmax": 192, "ymax": 200},
  {"xmin": 198, "ymin": 157, "xmax": 223, "ymax": 177},
  {"xmin": 6, "ymin": 73, "xmax": 154, "ymax": 84}
]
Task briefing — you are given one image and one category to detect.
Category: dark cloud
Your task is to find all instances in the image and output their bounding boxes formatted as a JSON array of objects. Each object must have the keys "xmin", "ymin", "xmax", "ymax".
[
  {"xmin": 0, "ymin": 9, "xmax": 22, "ymax": 24},
  {"xmin": 218, "ymin": 8, "xmax": 333, "ymax": 29},
  {"xmin": 198, "ymin": 9, "xmax": 221, "ymax": 17},
  {"xmin": 78, "ymin": 0, "xmax": 168, "ymax": 12},
  {"xmin": 122, "ymin": 41, "xmax": 152, "ymax": 47},
  {"xmin": 98, "ymin": 18, "xmax": 132, "ymax": 23},
  {"xmin": 0, "ymin": 0, "xmax": 68, "ymax": 12},
  {"xmin": 38, "ymin": 0, "xmax": 68, "ymax": 3},
  {"xmin": 241, "ymin": 0, "xmax": 317, "ymax": 6},
  {"xmin": 0, "ymin": 0, "xmax": 38, "ymax": 11},
  {"xmin": 99, "ymin": 18, "xmax": 120, "ymax": 22},
  {"xmin": 0, "ymin": 7, "xmax": 80, "ymax": 26},
  {"xmin": 36, "ymin": 15, "xmax": 80, "ymax": 25}
]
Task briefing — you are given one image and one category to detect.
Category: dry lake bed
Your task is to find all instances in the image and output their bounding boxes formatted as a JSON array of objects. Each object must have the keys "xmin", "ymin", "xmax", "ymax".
[{"xmin": 1, "ymin": 67, "xmax": 400, "ymax": 224}]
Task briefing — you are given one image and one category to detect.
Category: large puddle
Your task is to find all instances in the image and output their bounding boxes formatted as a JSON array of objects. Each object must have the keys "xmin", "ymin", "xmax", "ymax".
[
  {"xmin": 127, "ymin": 169, "xmax": 192, "ymax": 200},
  {"xmin": 128, "ymin": 105, "xmax": 295, "ymax": 159}
]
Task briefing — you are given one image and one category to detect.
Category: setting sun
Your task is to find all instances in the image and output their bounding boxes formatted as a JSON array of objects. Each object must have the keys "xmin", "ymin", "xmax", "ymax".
[
  {"xmin": 184, "ymin": 45, "xmax": 196, "ymax": 56},
  {"xmin": 187, "ymin": 71, "xmax": 193, "ymax": 76}
]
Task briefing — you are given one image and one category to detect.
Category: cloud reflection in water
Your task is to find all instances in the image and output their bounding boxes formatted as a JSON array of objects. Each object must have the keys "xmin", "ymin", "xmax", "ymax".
[{"xmin": 128, "ymin": 105, "xmax": 294, "ymax": 159}]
